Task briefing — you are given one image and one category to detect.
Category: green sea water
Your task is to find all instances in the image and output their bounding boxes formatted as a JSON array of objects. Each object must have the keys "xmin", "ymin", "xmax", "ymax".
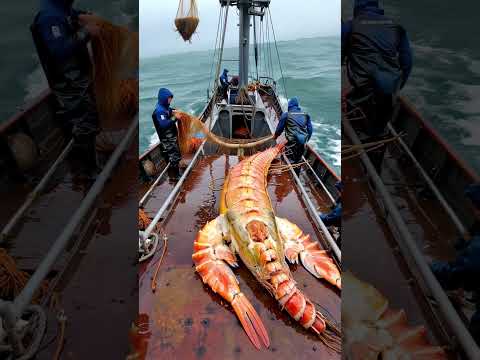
[{"xmin": 140, "ymin": 36, "xmax": 341, "ymax": 174}]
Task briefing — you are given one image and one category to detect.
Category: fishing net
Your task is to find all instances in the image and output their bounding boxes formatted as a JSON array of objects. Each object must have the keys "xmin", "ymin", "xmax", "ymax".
[
  {"xmin": 0, "ymin": 248, "xmax": 47, "ymax": 301},
  {"xmin": 80, "ymin": 15, "xmax": 139, "ymax": 126},
  {"xmin": 175, "ymin": 111, "xmax": 205, "ymax": 155},
  {"xmin": 175, "ymin": 0, "xmax": 199, "ymax": 42},
  {"xmin": 174, "ymin": 110, "xmax": 273, "ymax": 153},
  {"xmin": 138, "ymin": 209, "xmax": 152, "ymax": 230}
]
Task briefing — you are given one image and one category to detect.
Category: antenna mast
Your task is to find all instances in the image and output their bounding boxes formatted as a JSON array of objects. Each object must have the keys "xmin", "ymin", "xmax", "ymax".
[{"xmin": 220, "ymin": 0, "xmax": 270, "ymax": 87}]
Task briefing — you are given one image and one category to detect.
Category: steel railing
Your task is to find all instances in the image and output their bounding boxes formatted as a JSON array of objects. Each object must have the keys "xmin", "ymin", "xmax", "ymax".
[{"xmin": 0, "ymin": 117, "xmax": 138, "ymax": 357}]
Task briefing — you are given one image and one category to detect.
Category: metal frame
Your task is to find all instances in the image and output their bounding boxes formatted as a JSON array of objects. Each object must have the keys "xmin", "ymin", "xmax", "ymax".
[
  {"xmin": 343, "ymin": 119, "xmax": 480, "ymax": 359},
  {"xmin": 387, "ymin": 123, "xmax": 468, "ymax": 238},
  {"xmin": 283, "ymin": 153, "xmax": 341, "ymax": 262},
  {"xmin": 141, "ymin": 140, "xmax": 207, "ymax": 241},
  {"xmin": 302, "ymin": 155, "xmax": 336, "ymax": 205},
  {"xmin": 264, "ymin": 114, "xmax": 341, "ymax": 262},
  {"xmin": 1, "ymin": 139, "xmax": 74, "ymax": 243},
  {"xmin": 141, "ymin": 113, "xmax": 219, "ymax": 241},
  {"xmin": 0, "ymin": 117, "xmax": 138, "ymax": 357},
  {"xmin": 139, "ymin": 163, "xmax": 170, "ymax": 207}
]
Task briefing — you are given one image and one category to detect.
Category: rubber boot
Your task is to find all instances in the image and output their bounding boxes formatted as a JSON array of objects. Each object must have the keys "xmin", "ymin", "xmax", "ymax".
[
  {"xmin": 72, "ymin": 136, "xmax": 100, "ymax": 181},
  {"xmin": 167, "ymin": 165, "xmax": 180, "ymax": 183}
]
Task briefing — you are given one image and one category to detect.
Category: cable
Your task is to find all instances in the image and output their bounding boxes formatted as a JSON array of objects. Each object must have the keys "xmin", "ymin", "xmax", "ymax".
[
  {"xmin": 151, "ymin": 233, "xmax": 168, "ymax": 292},
  {"xmin": 268, "ymin": 9, "xmax": 288, "ymax": 100},
  {"xmin": 208, "ymin": 6, "xmax": 223, "ymax": 94},
  {"xmin": 211, "ymin": 0, "xmax": 231, "ymax": 132}
]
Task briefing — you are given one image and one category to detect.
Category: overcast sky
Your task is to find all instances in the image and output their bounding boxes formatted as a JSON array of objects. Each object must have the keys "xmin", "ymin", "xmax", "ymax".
[{"xmin": 140, "ymin": 0, "xmax": 340, "ymax": 58}]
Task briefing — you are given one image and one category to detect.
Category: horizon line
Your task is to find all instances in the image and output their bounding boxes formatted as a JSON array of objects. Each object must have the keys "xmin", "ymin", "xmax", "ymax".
[{"xmin": 140, "ymin": 34, "xmax": 340, "ymax": 60}]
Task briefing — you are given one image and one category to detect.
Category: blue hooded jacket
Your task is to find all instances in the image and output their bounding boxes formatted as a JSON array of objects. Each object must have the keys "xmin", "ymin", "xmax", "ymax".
[
  {"xmin": 431, "ymin": 234, "xmax": 480, "ymax": 293},
  {"xmin": 34, "ymin": 0, "xmax": 88, "ymax": 64},
  {"xmin": 321, "ymin": 201, "xmax": 342, "ymax": 227},
  {"xmin": 153, "ymin": 88, "xmax": 175, "ymax": 130},
  {"xmin": 465, "ymin": 183, "xmax": 480, "ymax": 210},
  {"xmin": 275, "ymin": 97, "xmax": 313, "ymax": 142},
  {"xmin": 220, "ymin": 69, "xmax": 229, "ymax": 87},
  {"xmin": 342, "ymin": 0, "xmax": 413, "ymax": 91}
]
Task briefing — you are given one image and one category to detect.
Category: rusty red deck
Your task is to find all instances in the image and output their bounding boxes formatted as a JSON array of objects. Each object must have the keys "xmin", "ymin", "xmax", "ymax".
[{"xmin": 137, "ymin": 155, "xmax": 341, "ymax": 359}]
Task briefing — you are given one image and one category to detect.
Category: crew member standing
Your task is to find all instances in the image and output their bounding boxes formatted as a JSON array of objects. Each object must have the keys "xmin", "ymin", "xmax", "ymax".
[
  {"xmin": 219, "ymin": 68, "xmax": 230, "ymax": 101},
  {"xmin": 342, "ymin": 0, "xmax": 412, "ymax": 172},
  {"xmin": 152, "ymin": 88, "xmax": 182, "ymax": 178},
  {"xmin": 431, "ymin": 183, "xmax": 480, "ymax": 345},
  {"xmin": 273, "ymin": 97, "xmax": 313, "ymax": 167},
  {"xmin": 31, "ymin": 0, "xmax": 101, "ymax": 175}
]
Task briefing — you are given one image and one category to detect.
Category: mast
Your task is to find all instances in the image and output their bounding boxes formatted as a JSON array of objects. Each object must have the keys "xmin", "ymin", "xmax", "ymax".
[
  {"xmin": 238, "ymin": 0, "xmax": 251, "ymax": 86},
  {"xmin": 219, "ymin": 0, "xmax": 270, "ymax": 87}
]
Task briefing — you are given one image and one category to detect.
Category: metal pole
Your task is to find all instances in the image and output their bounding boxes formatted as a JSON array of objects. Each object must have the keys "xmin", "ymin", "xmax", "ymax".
[
  {"xmin": 238, "ymin": 0, "xmax": 251, "ymax": 86},
  {"xmin": 282, "ymin": 154, "xmax": 341, "ymax": 262},
  {"xmin": 142, "ymin": 140, "xmax": 206, "ymax": 240},
  {"xmin": 387, "ymin": 123, "xmax": 468, "ymax": 237},
  {"xmin": 139, "ymin": 163, "xmax": 170, "ymax": 207},
  {"xmin": 302, "ymin": 155, "xmax": 336, "ymax": 205},
  {"xmin": 13, "ymin": 118, "xmax": 138, "ymax": 314},
  {"xmin": 1, "ymin": 139, "xmax": 74, "ymax": 243},
  {"xmin": 213, "ymin": 0, "xmax": 230, "ymax": 97},
  {"xmin": 343, "ymin": 119, "xmax": 480, "ymax": 359},
  {"xmin": 264, "ymin": 111, "xmax": 340, "ymax": 261}
]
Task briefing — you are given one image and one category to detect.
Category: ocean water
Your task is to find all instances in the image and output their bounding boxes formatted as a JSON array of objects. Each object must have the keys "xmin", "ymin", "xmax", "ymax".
[
  {"xmin": 140, "ymin": 36, "xmax": 341, "ymax": 173},
  {"xmin": 342, "ymin": 0, "xmax": 480, "ymax": 174},
  {"xmin": 388, "ymin": 0, "xmax": 480, "ymax": 174},
  {"xmin": 0, "ymin": 0, "xmax": 138, "ymax": 123}
]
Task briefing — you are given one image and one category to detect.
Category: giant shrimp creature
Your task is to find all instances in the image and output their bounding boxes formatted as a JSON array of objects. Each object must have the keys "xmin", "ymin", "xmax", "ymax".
[
  {"xmin": 192, "ymin": 143, "xmax": 341, "ymax": 350},
  {"xmin": 343, "ymin": 271, "xmax": 447, "ymax": 359}
]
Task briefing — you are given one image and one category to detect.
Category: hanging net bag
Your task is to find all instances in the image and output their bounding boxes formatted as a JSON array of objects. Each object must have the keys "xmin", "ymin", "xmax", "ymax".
[{"xmin": 174, "ymin": 0, "xmax": 199, "ymax": 42}]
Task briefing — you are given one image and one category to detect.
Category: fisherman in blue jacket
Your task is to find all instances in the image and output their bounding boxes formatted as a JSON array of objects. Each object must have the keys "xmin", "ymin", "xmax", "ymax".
[
  {"xmin": 431, "ymin": 183, "xmax": 480, "ymax": 345},
  {"xmin": 273, "ymin": 97, "xmax": 313, "ymax": 167},
  {"xmin": 342, "ymin": 0, "xmax": 412, "ymax": 172},
  {"xmin": 219, "ymin": 69, "xmax": 230, "ymax": 100},
  {"xmin": 31, "ymin": 0, "xmax": 101, "ymax": 175},
  {"xmin": 152, "ymin": 88, "xmax": 182, "ymax": 177},
  {"xmin": 321, "ymin": 181, "xmax": 343, "ymax": 228}
]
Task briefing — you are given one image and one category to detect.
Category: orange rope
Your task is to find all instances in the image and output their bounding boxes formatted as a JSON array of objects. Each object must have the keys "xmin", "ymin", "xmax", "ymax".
[
  {"xmin": 0, "ymin": 248, "xmax": 47, "ymax": 301},
  {"xmin": 138, "ymin": 209, "xmax": 152, "ymax": 230},
  {"xmin": 151, "ymin": 235, "xmax": 168, "ymax": 293},
  {"xmin": 80, "ymin": 15, "xmax": 138, "ymax": 125}
]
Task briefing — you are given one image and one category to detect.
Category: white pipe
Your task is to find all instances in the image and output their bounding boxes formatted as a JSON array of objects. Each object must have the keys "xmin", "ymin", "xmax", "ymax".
[
  {"xmin": 302, "ymin": 155, "xmax": 336, "ymax": 205},
  {"xmin": 344, "ymin": 119, "xmax": 480, "ymax": 359},
  {"xmin": 14, "ymin": 118, "xmax": 138, "ymax": 314},
  {"xmin": 1, "ymin": 139, "xmax": 74, "ymax": 243},
  {"xmin": 142, "ymin": 141, "xmax": 206, "ymax": 240},
  {"xmin": 264, "ymin": 111, "xmax": 341, "ymax": 261},
  {"xmin": 139, "ymin": 163, "xmax": 170, "ymax": 207},
  {"xmin": 387, "ymin": 123, "xmax": 468, "ymax": 238},
  {"xmin": 283, "ymin": 153, "xmax": 341, "ymax": 262}
]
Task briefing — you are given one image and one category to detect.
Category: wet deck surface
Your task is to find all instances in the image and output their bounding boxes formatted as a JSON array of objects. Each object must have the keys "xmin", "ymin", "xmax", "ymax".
[
  {"xmin": 2, "ymin": 163, "xmax": 90, "ymax": 271},
  {"xmin": 1, "ymin": 142, "xmax": 138, "ymax": 359},
  {"xmin": 342, "ymin": 143, "xmax": 460, "ymax": 356},
  {"xmin": 138, "ymin": 155, "xmax": 341, "ymax": 360},
  {"xmin": 381, "ymin": 146, "xmax": 458, "ymax": 262}
]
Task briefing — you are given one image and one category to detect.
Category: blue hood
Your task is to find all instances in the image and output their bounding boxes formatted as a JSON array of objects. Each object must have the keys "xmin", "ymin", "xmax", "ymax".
[
  {"xmin": 335, "ymin": 181, "xmax": 344, "ymax": 191},
  {"xmin": 354, "ymin": 0, "xmax": 384, "ymax": 16},
  {"xmin": 157, "ymin": 88, "xmax": 173, "ymax": 107},
  {"xmin": 40, "ymin": 0, "xmax": 73, "ymax": 16},
  {"xmin": 288, "ymin": 97, "xmax": 300, "ymax": 111},
  {"xmin": 465, "ymin": 183, "xmax": 480, "ymax": 210}
]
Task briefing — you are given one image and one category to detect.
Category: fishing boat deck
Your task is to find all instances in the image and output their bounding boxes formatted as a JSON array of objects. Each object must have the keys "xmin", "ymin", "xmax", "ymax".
[
  {"xmin": 2, "ymin": 162, "xmax": 88, "ymax": 272},
  {"xmin": 138, "ymin": 154, "xmax": 341, "ymax": 359},
  {"xmin": 0, "ymin": 141, "xmax": 138, "ymax": 358},
  {"xmin": 343, "ymin": 141, "xmax": 465, "ymax": 358}
]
